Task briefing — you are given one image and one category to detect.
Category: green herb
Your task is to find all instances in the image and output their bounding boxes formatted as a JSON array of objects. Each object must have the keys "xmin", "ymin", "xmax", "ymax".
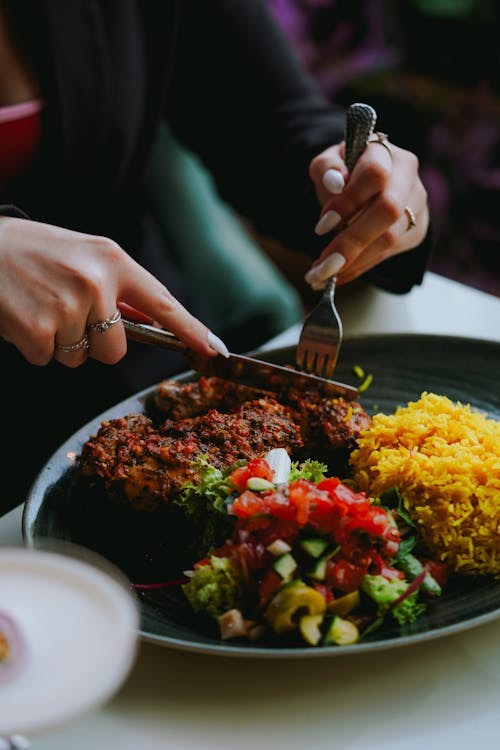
[
  {"xmin": 173, "ymin": 456, "xmax": 236, "ymax": 557},
  {"xmin": 182, "ymin": 556, "xmax": 243, "ymax": 617},
  {"xmin": 360, "ymin": 574, "xmax": 427, "ymax": 625},
  {"xmin": 289, "ymin": 458, "xmax": 328, "ymax": 483}
]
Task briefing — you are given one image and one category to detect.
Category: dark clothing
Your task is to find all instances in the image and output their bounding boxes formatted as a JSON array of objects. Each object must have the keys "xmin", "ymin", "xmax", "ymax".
[{"xmin": 0, "ymin": 0, "xmax": 429, "ymax": 511}]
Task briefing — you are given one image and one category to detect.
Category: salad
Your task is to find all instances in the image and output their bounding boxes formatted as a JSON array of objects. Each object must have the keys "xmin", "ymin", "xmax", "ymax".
[{"xmin": 176, "ymin": 449, "xmax": 449, "ymax": 648}]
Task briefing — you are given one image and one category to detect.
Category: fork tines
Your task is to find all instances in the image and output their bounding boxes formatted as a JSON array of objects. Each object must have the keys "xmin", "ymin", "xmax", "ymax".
[{"xmin": 296, "ymin": 276, "xmax": 343, "ymax": 381}]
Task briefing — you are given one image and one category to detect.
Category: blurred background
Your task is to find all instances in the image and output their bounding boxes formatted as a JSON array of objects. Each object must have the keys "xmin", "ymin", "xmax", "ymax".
[{"xmin": 267, "ymin": 0, "xmax": 500, "ymax": 298}]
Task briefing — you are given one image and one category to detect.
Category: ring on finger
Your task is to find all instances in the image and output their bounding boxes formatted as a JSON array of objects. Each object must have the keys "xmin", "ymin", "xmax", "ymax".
[
  {"xmin": 55, "ymin": 333, "xmax": 89, "ymax": 353},
  {"xmin": 87, "ymin": 309, "xmax": 122, "ymax": 334},
  {"xmin": 367, "ymin": 131, "xmax": 393, "ymax": 161},
  {"xmin": 404, "ymin": 205, "xmax": 417, "ymax": 232}
]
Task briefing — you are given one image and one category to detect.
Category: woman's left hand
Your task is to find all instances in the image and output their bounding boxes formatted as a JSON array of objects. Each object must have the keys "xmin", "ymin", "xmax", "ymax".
[{"xmin": 305, "ymin": 136, "xmax": 429, "ymax": 289}]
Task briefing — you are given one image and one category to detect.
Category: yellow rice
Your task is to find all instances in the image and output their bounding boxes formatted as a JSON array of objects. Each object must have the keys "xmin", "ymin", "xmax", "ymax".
[{"xmin": 349, "ymin": 392, "xmax": 500, "ymax": 577}]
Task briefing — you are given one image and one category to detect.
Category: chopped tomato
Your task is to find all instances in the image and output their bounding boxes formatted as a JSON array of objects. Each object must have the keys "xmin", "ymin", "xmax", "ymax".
[
  {"xmin": 231, "ymin": 490, "xmax": 266, "ymax": 518},
  {"xmin": 422, "ymin": 559, "xmax": 450, "ymax": 588},
  {"xmin": 312, "ymin": 582, "xmax": 334, "ymax": 605},
  {"xmin": 229, "ymin": 458, "xmax": 273, "ymax": 491},
  {"xmin": 258, "ymin": 569, "xmax": 283, "ymax": 605},
  {"xmin": 316, "ymin": 477, "xmax": 340, "ymax": 493},
  {"xmin": 325, "ymin": 559, "xmax": 367, "ymax": 593}
]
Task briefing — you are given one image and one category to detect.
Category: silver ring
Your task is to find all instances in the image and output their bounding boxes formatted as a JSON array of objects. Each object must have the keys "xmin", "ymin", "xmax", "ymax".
[
  {"xmin": 367, "ymin": 131, "xmax": 393, "ymax": 161},
  {"xmin": 87, "ymin": 309, "xmax": 122, "ymax": 334},
  {"xmin": 404, "ymin": 205, "xmax": 417, "ymax": 231},
  {"xmin": 55, "ymin": 333, "xmax": 89, "ymax": 353}
]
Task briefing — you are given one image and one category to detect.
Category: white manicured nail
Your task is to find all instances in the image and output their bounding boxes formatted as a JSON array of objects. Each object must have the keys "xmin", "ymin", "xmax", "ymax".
[
  {"xmin": 304, "ymin": 253, "xmax": 346, "ymax": 289},
  {"xmin": 322, "ymin": 169, "xmax": 345, "ymax": 194},
  {"xmin": 306, "ymin": 275, "xmax": 328, "ymax": 291},
  {"xmin": 207, "ymin": 331, "xmax": 230, "ymax": 357},
  {"xmin": 314, "ymin": 210, "xmax": 342, "ymax": 236}
]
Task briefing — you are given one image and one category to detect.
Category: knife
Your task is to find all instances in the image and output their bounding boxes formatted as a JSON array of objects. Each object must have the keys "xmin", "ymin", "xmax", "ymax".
[{"xmin": 123, "ymin": 319, "xmax": 359, "ymax": 401}]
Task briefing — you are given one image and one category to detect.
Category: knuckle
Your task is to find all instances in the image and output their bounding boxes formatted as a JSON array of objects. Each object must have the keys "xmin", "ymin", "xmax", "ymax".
[
  {"xmin": 364, "ymin": 161, "xmax": 390, "ymax": 190},
  {"xmin": 26, "ymin": 339, "xmax": 54, "ymax": 366},
  {"xmin": 336, "ymin": 232, "xmax": 364, "ymax": 258},
  {"xmin": 97, "ymin": 341, "xmax": 127, "ymax": 365},
  {"xmin": 379, "ymin": 193, "xmax": 402, "ymax": 225},
  {"xmin": 379, "ymin": 227, "xmax": 398, "ymax": 252},
  {"xmin": 406, "ymin": 150, "xmax": 420, "ymax": 173}
]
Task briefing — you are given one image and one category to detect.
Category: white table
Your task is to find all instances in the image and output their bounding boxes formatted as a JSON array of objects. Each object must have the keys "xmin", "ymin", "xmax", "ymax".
[{"xmin": 2, "ymin": 271, "xmax": 500, "ymax": 750}]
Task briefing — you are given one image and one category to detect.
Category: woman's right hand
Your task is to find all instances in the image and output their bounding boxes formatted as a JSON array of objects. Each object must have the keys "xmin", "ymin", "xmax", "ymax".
[{"xmin": 0, "ymin": 216, "xmax": 226, "ymax": 367}]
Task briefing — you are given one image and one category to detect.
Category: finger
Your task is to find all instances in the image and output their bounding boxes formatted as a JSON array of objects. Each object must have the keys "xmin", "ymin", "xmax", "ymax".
[
  {"xmin": 309, "ymin": 145, "xmax": 347, "ymax": 204},
  {"xmin": 53, "ymin": 326, "xmax": 89, "ymax": 368},
  {"xmin": 316, "ymin": 151, "xmax": 425, "ymax": 268},
  {"xmin": 117, "ymin": 259, "xmax": 227, "ymax": 357},
  {"xmin": 117, "ymin": 302, "xmax": 154, "ymax": 324},
  {"xmin": 86, "ymin": 305, "xmax": 127, "ymax": 365},
  {"xmin": 306, "ymin": 198, "xmax": 428, "ymax": 290},
  {"xmin": 315, "ymin": 145, "xmax": 394, "ymax": 236}
]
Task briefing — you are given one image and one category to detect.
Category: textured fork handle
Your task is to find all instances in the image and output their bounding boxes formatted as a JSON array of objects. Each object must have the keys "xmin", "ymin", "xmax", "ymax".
[{"xmin": 344, "ymin": 102, "xmax": 377, "ymax": 172}]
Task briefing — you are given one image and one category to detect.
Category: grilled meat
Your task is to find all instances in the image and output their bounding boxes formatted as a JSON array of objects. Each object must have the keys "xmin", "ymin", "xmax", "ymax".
[
  {"xmin": 154, "ymin": 376, "xmax": 273, "ymax": 419},
  {"xmin": 154, "ymin": 376, "xmax": 370, "ymax": 450},
  {"xmin": 80, "ymin": 399, "xmax": 302, "ymax": 511}
]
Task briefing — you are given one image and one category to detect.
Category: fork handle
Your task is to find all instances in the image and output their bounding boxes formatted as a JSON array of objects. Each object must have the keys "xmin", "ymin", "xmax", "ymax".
[{"xmin": 344, "ymin": 102, "xmax": 377, "ymax": 172}]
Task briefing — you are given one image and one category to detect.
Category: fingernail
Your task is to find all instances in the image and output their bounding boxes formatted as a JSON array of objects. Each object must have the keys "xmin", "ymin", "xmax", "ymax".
[
  {"xmin": 305, "ymin": 275, "xmax": 327, "ymax": 291},
  {"xmin": 304, "ymin": 252, "xmax": 346, "ymax": 288},
  {"xmin": 322, "ymin": 169, "xmax": 345, "ymax": 194},
  {"xmin": 207, "ymin": 331, "xmax": 230, "ymax": 358},
  {"xmin": 314, "ymin": 210, "xmax": 342, "ymax": 236}
]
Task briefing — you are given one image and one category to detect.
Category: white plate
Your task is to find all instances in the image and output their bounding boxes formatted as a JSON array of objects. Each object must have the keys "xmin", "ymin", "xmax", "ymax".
[{"xmin": 0, "ymin": 547, "xmax": 139, "ymax": 736}]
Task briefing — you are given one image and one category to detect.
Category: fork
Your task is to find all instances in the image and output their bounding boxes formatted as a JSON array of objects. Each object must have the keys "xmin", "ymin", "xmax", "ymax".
[{"xmin": 296, "ymin": 102, "xmax": 377, "ymax": 379}]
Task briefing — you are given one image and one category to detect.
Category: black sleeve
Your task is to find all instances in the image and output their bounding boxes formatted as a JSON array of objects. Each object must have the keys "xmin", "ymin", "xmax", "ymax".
[
  {"xmin": 167, "ymin": 0, "xmax": 344, "ymax": 252},
  {"xmin": 167, "ymin": 0, "xmax": 429, "ymax": 292},
  {"xmin": 0, "ymin": 204, "xmax": 30, "ymax": 219}
]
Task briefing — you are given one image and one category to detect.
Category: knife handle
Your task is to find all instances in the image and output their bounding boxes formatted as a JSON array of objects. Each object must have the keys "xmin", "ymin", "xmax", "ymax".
[{"xmin": 122, "ymin": 319, "xmax": 188, "ymax": 354}]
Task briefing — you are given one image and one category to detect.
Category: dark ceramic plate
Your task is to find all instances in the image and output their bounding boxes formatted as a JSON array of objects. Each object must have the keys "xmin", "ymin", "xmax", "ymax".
[{"xmin": 23, "ymin": 334, "xmax": 500, "ymax": 658}]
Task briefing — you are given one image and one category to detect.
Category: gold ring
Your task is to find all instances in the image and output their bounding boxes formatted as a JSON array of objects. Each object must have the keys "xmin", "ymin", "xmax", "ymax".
[
  {"xmin": 88, "ymin": 309, "xmax": 122, "ymax": 334},
  {"xmin": 404, "ymin": 206, "xmax": 417, "ymax": 231},
  {"xmin": 55, "ymin": 333, "xmax": 89, "ymax": 353},
  {"xmin": 367, "ymin": 131, "xmax": 392, "ymax": 161}
]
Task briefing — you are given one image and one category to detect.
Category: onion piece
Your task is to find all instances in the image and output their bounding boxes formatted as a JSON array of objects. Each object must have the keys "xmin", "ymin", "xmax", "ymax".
[{"xmin": 265, "ymin": 448, "xmax": 291, "ymax": 485}]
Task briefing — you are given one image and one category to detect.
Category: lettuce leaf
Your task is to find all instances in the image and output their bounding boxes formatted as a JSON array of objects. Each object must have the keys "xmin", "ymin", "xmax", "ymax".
[
  {"xmin": 173, "ymin": 456, "xmax": 236, "ymax": 557},
  {"xmin": 289, "ymin": 459, "xmax": 328, "ymax": 483},
  {"xmin": 182, "ymin": 556, "xmax": 243, "ymax": 617}
]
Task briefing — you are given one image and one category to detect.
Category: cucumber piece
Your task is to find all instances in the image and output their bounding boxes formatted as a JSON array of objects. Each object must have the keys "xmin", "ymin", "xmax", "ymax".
[
  {"xmin": 273, "ymin": 553, "xmax": 297, "ymax": 580},
  {"xmin": 398, "ymin": 553, "xmax": 442, "ymax": 596},
  {"xmin": 299, "ymin": 538, "xmax": 328, "ymax": 558},
  {"xmin": 323, "ymin": 615, "xmax": 359, "ymax": 646},
  {"xmin": 246, "ymin": 477, "xmax": 275, "ymax": 491},
  {"xmin": 266, "ymin": 539, "xmax": 292, "ymax": 556},
  {"xmin": 309, "ymin": 555, "xmax": 327, "ymax": 581},
  {"xmin": 299, "ymin": 614, "xmax": 324, "ymax": 646}
]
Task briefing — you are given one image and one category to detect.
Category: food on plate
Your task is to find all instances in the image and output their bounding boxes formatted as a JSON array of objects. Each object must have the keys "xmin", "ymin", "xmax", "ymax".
[
  {"xmin": 80, "ymin": 399, "xmax": 303, "ymax": 511},
  {"xmin": 154, "ymin": 376, "xmax": 371, "ymax": 451},
  {"xmin": 80, "ymin": 377, "xmax": 370, "ymax": 511},
  {"xmin": 181, "ymin": 451, "xmax": 448, "ymax": 646},
  {"xmin": 350, "ymin": 392, "xmax": 500, "ymax": 577},
  {"xmin": 77, "ymin": 377, "xmax": 498, "ymax": 649}
]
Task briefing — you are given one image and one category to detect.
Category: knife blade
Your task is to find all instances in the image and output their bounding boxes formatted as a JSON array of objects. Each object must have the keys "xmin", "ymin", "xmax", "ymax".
[{"xmin": 123, "ymin": 319, "xmax": 359, "ymax": 401}]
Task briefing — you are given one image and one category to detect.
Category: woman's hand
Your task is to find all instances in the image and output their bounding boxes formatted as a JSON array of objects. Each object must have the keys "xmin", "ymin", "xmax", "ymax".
[
  {"xmin": 305, "ymin": 136, "xmax": 429, "ymax": 288},
  {"xmin": 0, "ymin": 217, "xmax": 227, "ymax": 367}
]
